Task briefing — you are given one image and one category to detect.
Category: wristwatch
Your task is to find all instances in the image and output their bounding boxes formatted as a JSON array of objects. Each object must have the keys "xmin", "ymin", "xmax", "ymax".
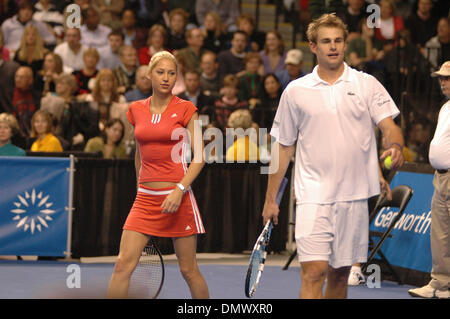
[{"xmin": 176, "ymin": 183, "xmax": 187, "ymax": 193}]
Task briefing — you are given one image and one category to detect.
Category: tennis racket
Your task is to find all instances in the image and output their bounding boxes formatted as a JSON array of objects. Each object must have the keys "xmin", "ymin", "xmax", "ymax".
[
  {"xmin": 245, "ymin": 177, "xmax": 288, "ymax": 298},
  {"xmin": 128, "ymin": 237, "xmax": 165, "ymax": 299}
]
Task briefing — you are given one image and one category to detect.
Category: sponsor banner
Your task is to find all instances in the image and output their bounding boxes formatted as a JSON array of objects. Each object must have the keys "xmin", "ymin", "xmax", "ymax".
[
  {"xmin": 369, "ymin": 171, "xmax": 434, "ymax": 273},
  {"xmin": 0, "ymin": 157, "xmax": 71, "ymax": 256}
]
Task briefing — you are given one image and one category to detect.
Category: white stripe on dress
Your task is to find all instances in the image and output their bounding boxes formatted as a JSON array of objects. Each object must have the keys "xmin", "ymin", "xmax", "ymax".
[
  {"xmin": 181, "ymin": 142, "xmax": 205, "ymax": 233},
  {"xmin": 137, "ymin": 187, "xmax": 172, "ymax": 195}
]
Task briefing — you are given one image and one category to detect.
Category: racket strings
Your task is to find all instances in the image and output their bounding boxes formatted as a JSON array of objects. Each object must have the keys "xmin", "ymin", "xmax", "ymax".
[{"xmin": 129, "ymin": 245, "xmax": 164, "ymax": 299}]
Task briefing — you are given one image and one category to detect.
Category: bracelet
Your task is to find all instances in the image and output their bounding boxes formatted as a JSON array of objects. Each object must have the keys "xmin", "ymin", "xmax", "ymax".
[
  {"xmin": 176, "ymin": 183, "xmax": 187, "ymax": 193},
  {"xmin": 388, "ymin": 142, "xmax": 403, "ymax": 151}
]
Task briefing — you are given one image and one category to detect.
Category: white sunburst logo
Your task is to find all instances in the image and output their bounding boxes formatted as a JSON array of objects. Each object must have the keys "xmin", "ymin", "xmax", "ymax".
[{"xmin": 11, "ymin": 189, "xmax": 56, "ymax": 235}]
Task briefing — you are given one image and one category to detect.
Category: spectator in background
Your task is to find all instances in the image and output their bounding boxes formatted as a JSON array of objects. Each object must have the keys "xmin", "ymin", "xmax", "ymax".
[
  {"xmin": 424, "ymin": 17, "xmax": 450, "ymax": 69},
  {"xmin": 375, "ymin": 0, "xmax": 404, "ymax": 43},
  {"xmin": 217, "ymin": 30, "xmax": 247, "ymax": 80},
  {"xmin": 199, "ymin": 50, "xmax": 221, "ymax": 99},
  {"xmin": 237, "ymin": 13, "xmax": 266, "ymax": 53},
  {"xmin": 345, "ymin": 18, "xmax": 384, "ymax": 72},
  {"xmin": 1, "ymin": 0, "xmax": 56, "ymax": 53},
  {"xmin": 11, "ymin": 66, "xmax": 41, "ymax": 137},
  {"xmin": 167, "ymin": 8, "xmax": 188, "ymax": 51},
  {"xmin": 238, "ymin": 52, "xmax": 263, "ymax": 110},
  {"xmin": 405, "ymin": 119, "xmax": 432, "ymax": 162},
  {"xmin": 73, "ymin": 47, "xmax": 100, "ymax": 96},
  {"xmin": 124, "ymin": 65, "xmax": 152, "ymax": 102},
  {"xmin": 138, "ymin": 24, "xmax": 167, "ymax": 65},
  {"xmin": 40, "ymin": 73, "xmax": 78, "ymax": 138},
  {"xmin": 13, "ymin": 25, "xmax": 49, "ymax": 77},
  {"xmin": 252, "ymin": 73, "xmax": 282, "ymax": 130},
  {"xmin": 97, "ymin": 29, "xmax": 124, "ymax": 71},
  {"xmin": 343, "ymin": 0, "xmax": 368, "ymax": 42},
  {"xmin": 80, "ymin": 6, "xmax": 111, "ymax": 50},
  {"xmin": 176, "ymin": 28, "xmax": 205, "ymax": 74},
  {"xmin": 91, "ymin": 0, "xmax": 125, "ymax": 30},
  {"xmin": 405, "ymin": 0, "xmax": 438, "ymax": 50},
  {"xmin": 165, "ymin": 0, "xmax": 197, "ymax": 26},
  {"xmin": 54, "ymin": 28, "xmax": 88, "ymax": 73},
  {"xmin": 276, "ymin": 48, "xmax": 306, "ymax": 90},
  {"xmin": 201, "ymin": 12, "xmax": 228, "ymax": 54},
  {"xmin": 120, "ymin": 9, "xmax": 147, "ymax": 51},
  {"xmin": 29, "ymin": 109, "xmax": 63, "ymax": 152},
  {"xmin": 214, "ymin": 74, "xmax": 248, "ymax": 131},
  {"xmin": 126, "ymin": 0, "xmax": 164, "ymax": 29},
  {"xmin": 260, "ymin": 30, "xmax": 287, "ymax": 75},
  {"xmin": 178, "ymin": 69, "xmax": 214, "ymax": 115},
  {"xmin": 33, "ymin": 0, "xmax": 65, "ymax": 40},
  {"xmin": 225, "ymin": 109, "xmax": 259, "ymax": 162},
  {"xmin": 0, "ymin": 112, "xmax": 26, "ymax": 156},
  {"xmin": 35, "ymin": 51, "xmax": 63, "ymax": 94},
  {"xmin": 81, "ymin": 68, "xmax": 126, "ymax": 131},
  {"xmin": 84, "ymin": 117, "xmax": 126, "ymax": 158},
  {"xmin": 113, "ymin": 45, "xmax": 138, "ymax": 95},
  {"xmin": 0, "ymin": 54, "xmax": 20, "ymax": 114},
  {"xmin": 195, "ymin": 0, "xmax": 239, "ymax": 32}
]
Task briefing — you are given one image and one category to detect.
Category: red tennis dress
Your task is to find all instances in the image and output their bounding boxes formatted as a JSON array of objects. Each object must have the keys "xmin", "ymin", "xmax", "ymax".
[{"xmin": 123, "ymin": 96, "xmax": 205, "ymax": 237}]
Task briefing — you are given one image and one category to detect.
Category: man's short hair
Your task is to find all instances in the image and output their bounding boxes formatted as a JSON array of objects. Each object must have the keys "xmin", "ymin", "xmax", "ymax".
[{"xmin": 306, "ymin": 13, "xmax": 349, "ymax": 44}]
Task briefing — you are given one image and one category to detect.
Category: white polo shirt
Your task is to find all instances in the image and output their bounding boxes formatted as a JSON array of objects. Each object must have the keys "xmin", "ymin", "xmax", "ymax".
[
  {"xmin": 271, "ymin": 63, "xmax": 399, "ymax": 204},
  {"xmin": 54, "ymin": 42, "xmax": 88, "ymax": 72},
  {"xmin": 429, "ymin": 100, "xmax": 450, "ymax": 170}
]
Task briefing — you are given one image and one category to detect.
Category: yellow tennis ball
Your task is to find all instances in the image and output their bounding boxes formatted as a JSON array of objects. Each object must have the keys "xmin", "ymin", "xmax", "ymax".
[{"xmin": 384, "ymin": 156, "xmax": 392, "ymax": 170}]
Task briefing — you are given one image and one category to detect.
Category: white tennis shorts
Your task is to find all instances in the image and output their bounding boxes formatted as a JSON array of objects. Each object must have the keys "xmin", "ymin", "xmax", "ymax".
[{"xmin": 295, "ymin": 200, "xmax": 369, "ymax": 269}]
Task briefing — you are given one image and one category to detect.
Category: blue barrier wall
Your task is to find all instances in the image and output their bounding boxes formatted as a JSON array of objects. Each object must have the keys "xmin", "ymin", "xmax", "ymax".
[
  {"xmin": 370, "ymin": 170, "xmax": 434, "ymax": 275},
  {"xmin": 0, "ymin": 157, "xmax": 71, "ymax": 256}
]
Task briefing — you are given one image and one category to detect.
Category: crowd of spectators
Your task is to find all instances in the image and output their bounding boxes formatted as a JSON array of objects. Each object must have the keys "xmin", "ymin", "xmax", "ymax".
[{"xmin": 0, "ymin": 0, "xmax": 448, "ymax": 163}]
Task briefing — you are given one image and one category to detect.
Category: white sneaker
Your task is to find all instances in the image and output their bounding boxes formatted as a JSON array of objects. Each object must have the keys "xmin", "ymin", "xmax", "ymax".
[
  {"xmin": 408, "ymin": 284, "xmax": 450, "ymax": 299},
  {"xmin": 348, "ymin": 267, "xmax": 366, "ymax": 286}
]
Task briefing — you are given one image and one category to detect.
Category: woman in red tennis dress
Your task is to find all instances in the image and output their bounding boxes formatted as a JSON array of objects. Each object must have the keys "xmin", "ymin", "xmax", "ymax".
[{"xmin": 107, "ymin": 51, "xmax": 209, "ymax": 298}]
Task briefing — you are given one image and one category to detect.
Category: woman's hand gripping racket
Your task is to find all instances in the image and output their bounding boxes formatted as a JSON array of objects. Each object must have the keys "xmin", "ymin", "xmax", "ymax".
[
  {"xmin": 129, "ymin": 237, "xmax": 165, "ymax": 299},
  {"xmin": 245, "ymin": 177, "xmax": 288, "ymax": 298}
]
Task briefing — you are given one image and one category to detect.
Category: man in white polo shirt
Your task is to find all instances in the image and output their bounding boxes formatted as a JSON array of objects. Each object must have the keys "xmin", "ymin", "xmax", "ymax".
[
  {"xmin": 54, "ymin": 28, "xmax": 88, "ymax": 73},
  {"xmin": 262, "ymin": 13, "xmax": 405, "ymax": 299},
  {"xmin": 408, "ymin": 61, "xmax": 450, "ymax": 299}
]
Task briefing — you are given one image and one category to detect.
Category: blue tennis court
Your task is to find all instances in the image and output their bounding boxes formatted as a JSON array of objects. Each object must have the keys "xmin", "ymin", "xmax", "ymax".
[{"xmin": 0, "ymin": 255, "xmax": 416, "ymax": 299}]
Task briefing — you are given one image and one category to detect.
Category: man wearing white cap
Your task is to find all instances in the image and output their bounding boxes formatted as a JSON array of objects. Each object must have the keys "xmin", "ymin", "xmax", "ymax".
[
  {"xmin": 275, "ymin": 49, "xmax": 306, "ymax": 90},
  {"xmin": 409, "ymin": 61, "xmax": 450, "ymax": 299}
]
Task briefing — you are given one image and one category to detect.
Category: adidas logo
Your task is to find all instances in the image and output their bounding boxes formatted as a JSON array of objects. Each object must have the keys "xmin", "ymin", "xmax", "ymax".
[
  {"xmin": 171, "ymin": 113, "xmax": 177, "ymax": 118},
  {"xmin": 185, "ymin": 225, "xmax": 191, "ymax": 231},
  {"xmin": 151, "ymin": 114, "xmax": 161, "ymax": 124}
]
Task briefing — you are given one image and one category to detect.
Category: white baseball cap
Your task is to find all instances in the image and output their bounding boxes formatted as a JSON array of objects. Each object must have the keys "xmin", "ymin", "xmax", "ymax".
[
  {"xmin": 431, "ymin": 61, "xmax": 450, "ymax": 77},
  {"xmin": 285, "ymin": 49, "xmax": 303, "ymax": 65}
]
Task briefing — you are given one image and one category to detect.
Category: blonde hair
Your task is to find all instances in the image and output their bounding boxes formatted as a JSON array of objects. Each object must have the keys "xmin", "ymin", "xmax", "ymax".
[
  {"xmin": 306, "ymin": 13, "xmax": 349, "ymax": 44},
  {"xmin": 148, "ymin": 50, "xmax": 178, "ymax": 74},
  {"xmin": 17, "ymin": 25, "xmax": 48, "ymax": 62},
  {"xmin": 146, "ymin": 24, "xmax": 167, "ymax": 47},
  {"xmin": 227, "ymin": 109, "xmax": 253, "ymax": 130},
  {"xmin": 30, "ymin": 110, "xmax": 54, "ymax": 138},
  {"xmin": 55, "ymin": 73, "xmax": 78, "ymax": 95},
  {"xmin": 0, "ymin": 113, "xmax": 20, "ymax": 135},
  {"xmin": 83, "ymin": 47, "xmax": 100, "ymax": 61},
  {"xmin": 204, "ymin": 12, "xmax": 224, "ymax": 38},
  {"xmin": 92, "ymin": 68, "xmax": 120, "ymax": 103}
]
